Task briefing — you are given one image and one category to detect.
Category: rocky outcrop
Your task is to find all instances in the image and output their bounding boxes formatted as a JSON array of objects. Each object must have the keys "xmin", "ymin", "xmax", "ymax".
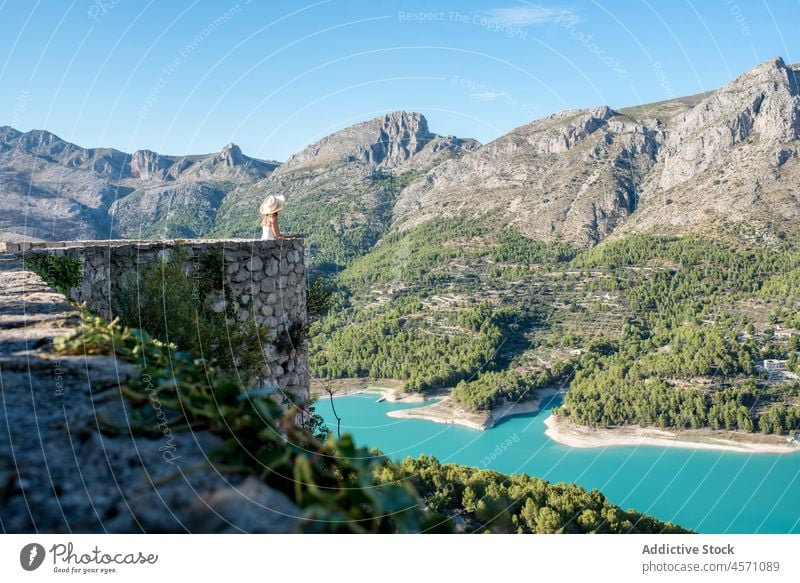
[
  {"xmin": 277, "ymin": 111, "xmax": 477, "ymax": 174},
  {"xmin": 130, "ymin": 149, "xmax": 171, "ymax": 180},
  {"xmin": 615, "ymin": 57, "xmax": 800, "ymax": 238},
  {"xmin": 218, "ymin": 142, "xmax": 246, "ymax": 166},
  {"xmin": 0, "ymin": 252, "xmax": 304, "ymax": 532},
  {"xmin": 653, "ymin": 57, "xmax": 799, "ymax": 191}
]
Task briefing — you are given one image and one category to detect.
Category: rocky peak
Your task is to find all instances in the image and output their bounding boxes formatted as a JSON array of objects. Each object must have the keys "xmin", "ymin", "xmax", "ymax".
[
  {"xmin": 278, "ymin": 111, "xmax": 443, "ymax": 174},
  {"xmin": 4, "ymin": 128, "xmax": 77, "ymax": 161},
  {"xmin": 734, "ymin": 56, "xmax": 793, "ymax": 85},
  {"xmin": 513, "ymin": 105, "xmax": 616, "ymax": 155},
  {"xmin": 0, "ymin": 126, "xmax": 22, "ymax": 143},
  {"xmin": 368, "ymin": 111, "xmax": 433, "ymax": 165},
  {"xmin": 217, "ymin": 143, "xmax": 245, "ymax": 166},
  {"xmin": 654, "ymin": 56, "xmax": 800, "ymax": 191},
  {"xmin": 130, "ymin": 149, "xmax": 170, "ymax": 180},
  {"xmin": 17, "ymin": 129, "xmax": 62, "ymax": 149}
]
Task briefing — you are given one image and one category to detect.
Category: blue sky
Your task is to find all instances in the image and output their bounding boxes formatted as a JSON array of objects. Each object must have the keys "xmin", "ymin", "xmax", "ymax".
[{"xmin": 2, "ymin": 0, "xmax": 798, "ymax": 160}]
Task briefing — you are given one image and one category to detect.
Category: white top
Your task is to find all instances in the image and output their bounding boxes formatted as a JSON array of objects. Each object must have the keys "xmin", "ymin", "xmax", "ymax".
[{"xmin": 261, "ymin": 225, "xmax": 275, "ymax": 240}]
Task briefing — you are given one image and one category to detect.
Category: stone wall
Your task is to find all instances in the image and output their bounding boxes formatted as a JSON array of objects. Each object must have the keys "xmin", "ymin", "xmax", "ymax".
[{"xmin": 18, "ymin": 238, "xmax": 308, "ymax": 406}]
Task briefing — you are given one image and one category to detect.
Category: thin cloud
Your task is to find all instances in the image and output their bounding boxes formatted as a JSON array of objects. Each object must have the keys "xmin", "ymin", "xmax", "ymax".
[
  {"xmin": 485, "ymin": 5, "xmax": 572, "ymax": 27},
  {"xmin": 470, "ymin": 90, "xmax": 507, "ymax": 101}
]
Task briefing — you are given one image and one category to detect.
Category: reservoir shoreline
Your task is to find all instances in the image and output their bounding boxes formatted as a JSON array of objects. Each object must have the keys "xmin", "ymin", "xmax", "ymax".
[
  {"xmin": 544, "ymin": 413, "xmax": 800, "ymax": 454},
  {"xmin": 311, "ymin": 378, "xmax": 560, "ymax": 430},
  {"xmin": 386, "ymin": 388, "xmax": 560, "ymax": 430},
  {"xmin": 312, "ymin": 379, "xmax": 799, "ymax": 454},
  {"xmin": 316, "ymin": 392, "xmax": 800, "ymax": 533}
]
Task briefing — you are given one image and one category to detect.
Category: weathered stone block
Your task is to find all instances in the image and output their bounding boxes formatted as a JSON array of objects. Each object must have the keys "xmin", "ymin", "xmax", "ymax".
[{"xmin": 246, "ymin": 256, "xmax": 263, "ymax": 271}]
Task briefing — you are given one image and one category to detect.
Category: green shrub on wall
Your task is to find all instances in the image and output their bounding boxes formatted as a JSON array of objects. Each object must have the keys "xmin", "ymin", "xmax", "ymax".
[
  {"xmin": 23, "ymin": 254, "xmax": 83, "ymax": 294},
  {"xmin": 114, "ymin": 246, "xmax": 267, "ymax": 385}
]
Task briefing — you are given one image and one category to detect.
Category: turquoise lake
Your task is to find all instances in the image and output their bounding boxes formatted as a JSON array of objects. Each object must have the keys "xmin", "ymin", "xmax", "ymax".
[{"xmin": 316, "ymin": 393, "xmax": 800, "ymax": 533}]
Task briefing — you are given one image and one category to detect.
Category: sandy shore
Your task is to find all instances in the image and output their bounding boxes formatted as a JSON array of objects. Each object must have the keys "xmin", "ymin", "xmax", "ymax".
[
  {"xmin": 386, "ymin": 388, "xmax": 560, "ymax": 430},
  {"xmin": 309, "ymin": 378, "xmax": 430, "ymax": 403},
  {"xmin": 544, "ymin": 414, "xmax": 800, "ymax": 454}
]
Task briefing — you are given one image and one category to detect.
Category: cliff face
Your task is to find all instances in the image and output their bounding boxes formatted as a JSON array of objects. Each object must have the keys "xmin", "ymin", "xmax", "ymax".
[
  {"xmin": 656, "ymin": 57, "xmax": 799, "ymax": 191},
  {"xmin": 279, "ymin": 111, "xmax": 435, "ymax": 171},
  {"xmin": 392, "ymin": 106, "xmax": 662, "ymax": 246},
  {"xmin": 615, "ymin": 57, "xmax": 800, "ymax": 238}
]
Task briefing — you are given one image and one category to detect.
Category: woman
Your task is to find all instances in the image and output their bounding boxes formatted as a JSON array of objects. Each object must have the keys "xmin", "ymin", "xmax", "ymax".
[{"xmin": 259, "ymin": 194, "xmax": 285, "ymax": 240}]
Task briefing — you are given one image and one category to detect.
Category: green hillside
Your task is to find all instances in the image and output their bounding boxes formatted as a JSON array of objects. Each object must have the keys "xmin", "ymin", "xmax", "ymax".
[{"xmin": 309, "ymin": 220, "xmax": 800, "ymax": 431}]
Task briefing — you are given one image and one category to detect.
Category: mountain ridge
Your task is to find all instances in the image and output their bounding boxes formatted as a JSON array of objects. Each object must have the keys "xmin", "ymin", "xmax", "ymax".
[
  {"xmin": 0, "ymin": 126, "xmax": 280, "ymax": 240},
  {"xmin": 393, "ymin": 56, "xmax": 800, "ymax": 247},
  {"xmin": 3, "ymin": 56, "xmax": 800, "ymax": 249}
]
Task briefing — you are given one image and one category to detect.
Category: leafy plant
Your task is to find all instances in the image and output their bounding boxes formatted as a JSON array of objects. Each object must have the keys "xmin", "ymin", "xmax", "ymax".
[
  {"xmin": 114, "ymin": 245, "xmax": 268, "ymax": 384},
  {"xmin": 23, "ymin": 253, "xmax": 83, "ymax": 294}
]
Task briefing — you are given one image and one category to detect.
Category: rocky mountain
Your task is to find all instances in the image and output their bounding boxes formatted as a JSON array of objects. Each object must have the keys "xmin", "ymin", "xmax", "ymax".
[
  {"xmin": 393, "ymin": 57, "xmax": 800, "ymax": 246},
  {"xmin": 212, "ymin": 111, "xmax": 480, "ymax": 264},
  {"xmin": 108, "ymin": 143, "xmax": 278, "ymax": 238},
  {"xmin": 3, "ymin": 57, "xmax": 799, "ymax": 250},
  {"xmin": 1, "ymin": 112, "xmax": 477, "ymax": 250},
  {"xmin": 277, "ymin": 110, "xmax": 477, "ymax": 171},
  {"xmin": 0, "ymin": 129, "xmax": 278, "ymax": 241},
  {"xmin": 393, "ymin": 105, "xmax": 661, "ymax": 246},
  {"xmin": 615, "ymin": 56, "xmax": 800, "ymax": 239}
]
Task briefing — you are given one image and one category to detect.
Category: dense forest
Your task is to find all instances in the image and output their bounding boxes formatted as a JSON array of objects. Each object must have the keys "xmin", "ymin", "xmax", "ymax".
[
  {"xmin": 311, "ymin": 300, "xmax": 502, "ymax": 392},
  {"xmin": 374, "ymin": 456, "xmax": 688, "ymax": 533},
  {"xmin": 557, "ymin": 235, "xmax": 800, "ymax": 434},
  {"xmin": 311, "ymin": 295, "xmax": 539, "ymax": 394},
  {"xmin": 451, "ymin": 361, "xmax": 574, "ymax": 411}
]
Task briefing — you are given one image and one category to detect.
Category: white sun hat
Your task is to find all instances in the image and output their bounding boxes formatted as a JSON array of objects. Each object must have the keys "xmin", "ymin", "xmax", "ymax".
[{"xmin": 259, "ymin": 194, "xmax": 285, "ymax": 215}]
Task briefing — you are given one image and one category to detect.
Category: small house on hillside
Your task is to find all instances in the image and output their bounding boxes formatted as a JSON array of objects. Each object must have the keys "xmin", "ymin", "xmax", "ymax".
[
  {"xmin": 774, "ymin": 326, "xmax": 799, "ymax": 339},
  {"xmin": 763, "ymin": 359, "xmax": 787, "ymax": 372}
]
